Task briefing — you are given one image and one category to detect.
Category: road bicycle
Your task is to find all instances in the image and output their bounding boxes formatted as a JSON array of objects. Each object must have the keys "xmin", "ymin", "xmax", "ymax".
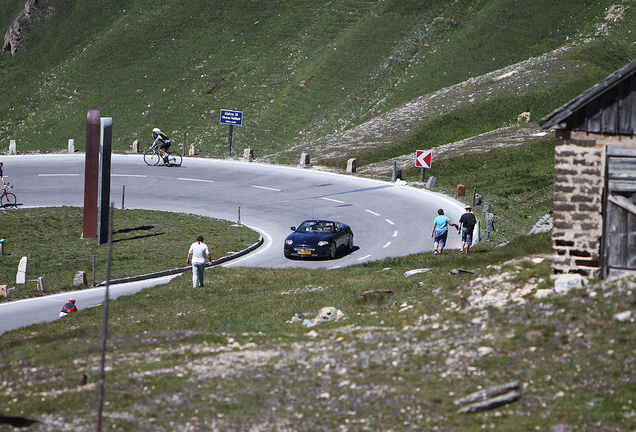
[
  {"xmin": 143, "ymin": 146, "xmax": 182, "ymax": 167},
  {"xmin": 0, "ymin": 183, "xmax": 17, "ymax": 208}
]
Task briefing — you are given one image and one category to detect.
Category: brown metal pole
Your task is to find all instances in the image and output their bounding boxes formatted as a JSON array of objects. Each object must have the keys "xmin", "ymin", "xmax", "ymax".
[{"xmin": 83, "ymin": 110, "xmax": 100, "ymax": 239}]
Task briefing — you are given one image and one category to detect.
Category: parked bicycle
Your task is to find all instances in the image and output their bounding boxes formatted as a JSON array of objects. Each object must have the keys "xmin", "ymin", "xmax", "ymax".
[
  {"xmin": 143, "ymin": 146, "xmax": 182, "ymax": 167},
  {"xmin": 0, "ymin": 183, "xmax": 17, "ymax": 208}
]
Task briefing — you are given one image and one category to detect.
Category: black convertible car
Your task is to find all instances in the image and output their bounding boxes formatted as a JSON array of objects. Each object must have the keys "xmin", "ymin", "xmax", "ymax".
[{"xmin": 284, "ymin": 220, "xmax": 354, "ymax": 259}]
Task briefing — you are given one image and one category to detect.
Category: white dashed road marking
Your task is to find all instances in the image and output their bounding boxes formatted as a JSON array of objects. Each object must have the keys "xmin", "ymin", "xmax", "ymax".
[
  {"xmin": 178, "ymin": 178, "xmax": 214, "ymax": 183},
  {"xmin": 322, "ymin": 197, "xmax": 345, "ymax": 203},
  {"xmin": 252, "ymin": 185, "xmax": 281, "ymax": 192}
]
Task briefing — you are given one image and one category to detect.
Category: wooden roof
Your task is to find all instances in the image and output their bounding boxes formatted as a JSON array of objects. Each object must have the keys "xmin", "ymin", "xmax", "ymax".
[{"xmin": 539, "ymin": 58, "xmax": 636, "ymax": 134}]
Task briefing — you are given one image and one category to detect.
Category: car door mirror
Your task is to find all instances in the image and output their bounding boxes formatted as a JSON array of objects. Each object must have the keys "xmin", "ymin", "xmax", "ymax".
[{"xmin": 291, "ymin": 226, "xmax": 296, "ymax": 231}]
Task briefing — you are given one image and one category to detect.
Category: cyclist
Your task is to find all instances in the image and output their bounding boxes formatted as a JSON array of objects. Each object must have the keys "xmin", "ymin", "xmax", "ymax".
[
  {"xmin": 151, "ymin": 128, "xmax": 171, "ymax": 163},
  {"xmin": 0, "ymin": 161, "xmax": 5, "ymax": 185}
]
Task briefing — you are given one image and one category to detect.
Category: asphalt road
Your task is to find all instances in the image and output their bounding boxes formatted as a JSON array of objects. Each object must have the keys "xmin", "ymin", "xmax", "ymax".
[{"xmin": 0, "ymin": 153, "xmax": 464, "ymax": 334}]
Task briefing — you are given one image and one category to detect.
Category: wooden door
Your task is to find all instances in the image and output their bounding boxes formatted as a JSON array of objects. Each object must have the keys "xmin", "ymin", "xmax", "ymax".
[{"xmin": 603, "ymin": 146, "xmax": 636, "ymax": 277}]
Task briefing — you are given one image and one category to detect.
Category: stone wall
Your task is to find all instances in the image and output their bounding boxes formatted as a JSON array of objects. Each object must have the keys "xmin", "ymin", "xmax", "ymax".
[{"xmin": 552, "ymin": 130, "xmax": 636, "ymax": 278}]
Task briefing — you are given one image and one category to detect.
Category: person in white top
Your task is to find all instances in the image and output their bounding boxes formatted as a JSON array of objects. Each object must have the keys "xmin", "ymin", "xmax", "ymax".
[{"xmin": 186, "ymin": 235, "xmax": 212, "ymax": 288}]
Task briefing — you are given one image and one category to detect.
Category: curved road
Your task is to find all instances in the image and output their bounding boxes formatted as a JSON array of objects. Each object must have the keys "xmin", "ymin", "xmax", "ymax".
[
  {"xmin": 5, "ymin": 154, "xmax": 464, "ymax": 266},
  {"xmin": 0, "ymin": 154, "xmax": 464, "ymax": 333}
]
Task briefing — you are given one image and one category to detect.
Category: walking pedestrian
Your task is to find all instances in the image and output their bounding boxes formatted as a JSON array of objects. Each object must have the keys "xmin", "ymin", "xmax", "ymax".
[
  {"xmin": 458, "ymin": 204, "xmax": 477, "ymax": 254},
  {"xmin": 0, "ymin": 161, "xmax": 5, "ymax": 185},
  {"xmin": 187, "ymin": 235, "xmax": 212, "ymax": 288},
  {"xmin": 431, "ymin": 208, "xmax": 458, "ymax": 255}
]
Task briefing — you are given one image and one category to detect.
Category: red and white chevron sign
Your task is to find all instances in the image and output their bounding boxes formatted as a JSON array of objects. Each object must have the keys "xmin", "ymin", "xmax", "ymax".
[{"xmin": 415, "ymin": 150, "xmax": 432, "ymax": 168}]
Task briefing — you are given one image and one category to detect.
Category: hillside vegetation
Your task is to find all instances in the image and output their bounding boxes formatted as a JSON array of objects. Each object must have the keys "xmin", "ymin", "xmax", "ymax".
[
  {"xmin": 3, "ymin": 2, "xmax": 636, "ymax": 431},
  {"xmin": 1, "ymin": 0, "xmax": 636, "ymax": 162}
]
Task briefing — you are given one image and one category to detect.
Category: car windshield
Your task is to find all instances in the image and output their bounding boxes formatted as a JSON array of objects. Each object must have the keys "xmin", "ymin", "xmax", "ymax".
[{"xmin": 297, "ymin": 221, "xmax": 334, "ymax": 233}]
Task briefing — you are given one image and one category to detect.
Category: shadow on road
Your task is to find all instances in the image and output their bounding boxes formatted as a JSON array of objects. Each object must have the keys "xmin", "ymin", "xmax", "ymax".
[
  {"xmin": 336, "ymin": 245, "xmax": 360, "ymax": 259},
  {"xmin": 0, "ymin": 202, "xmax": 21, "ymax": 209}
]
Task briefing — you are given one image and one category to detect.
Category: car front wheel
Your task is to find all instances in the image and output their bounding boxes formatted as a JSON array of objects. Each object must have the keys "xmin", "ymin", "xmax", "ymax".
[{"xmin": 329, "ymin": 243, "xmax": 337, "ymax": 259}]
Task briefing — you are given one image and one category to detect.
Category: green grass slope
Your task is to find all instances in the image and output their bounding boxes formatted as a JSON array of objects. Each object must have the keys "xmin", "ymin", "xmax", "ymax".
[{"xmin": 1, "ymin": 0, "xmax": 635, "ymax": 159}]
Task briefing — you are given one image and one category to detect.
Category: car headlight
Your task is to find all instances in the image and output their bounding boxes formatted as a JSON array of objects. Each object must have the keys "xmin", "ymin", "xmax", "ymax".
[
  {"xmin": 317, "ymin": 241, "xmax": 329, "ymax": 246},
  {"xmin": 285, "ymin": 239, "xmax": 293, "ymax": 245}
]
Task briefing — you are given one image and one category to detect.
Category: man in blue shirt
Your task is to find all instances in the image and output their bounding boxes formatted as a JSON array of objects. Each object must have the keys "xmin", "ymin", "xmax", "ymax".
[{"xmin": 431, "ymin": 208, "xmax": 458, "ymax": 255}]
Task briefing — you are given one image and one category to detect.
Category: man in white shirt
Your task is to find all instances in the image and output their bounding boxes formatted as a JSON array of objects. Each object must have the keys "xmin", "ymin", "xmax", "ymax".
[{"xmin": 186, "ymin": 235, "xmax": 212, "ymax": 288}]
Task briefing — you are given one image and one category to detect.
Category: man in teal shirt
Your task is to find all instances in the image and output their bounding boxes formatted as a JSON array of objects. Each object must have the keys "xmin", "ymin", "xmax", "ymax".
[{"xmin": 431, "ymin": 208, "xmax": 458, "ymax": 255}]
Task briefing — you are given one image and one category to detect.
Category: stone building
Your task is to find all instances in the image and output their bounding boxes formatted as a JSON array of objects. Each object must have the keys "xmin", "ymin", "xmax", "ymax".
[{"xmin": 540, "ymin": 59, "xmax": 636, "ymax": 279}]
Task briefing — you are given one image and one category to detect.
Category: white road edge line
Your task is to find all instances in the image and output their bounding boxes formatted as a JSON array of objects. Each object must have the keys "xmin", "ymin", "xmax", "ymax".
[
  {"xmin": 357, "ymin": 254, "xmax": 372, "ymax": 261},
  {"xmin": 322, "ymin": 197, "xmax": 345, "ymax": 203},
  {"xmin": 252, "ymin": 185, "xmax": 281, "ymax": 192},
  {"xmin": 222, "ymin": 224, "xmax": 272, "ymax": 266},
  {"xmin": 178, "ymin": 178, "xmax": 214, "ymax": 183},
  {"xmin": 365, "ymin": 209, "xmax": 380, "ymax": 216}
]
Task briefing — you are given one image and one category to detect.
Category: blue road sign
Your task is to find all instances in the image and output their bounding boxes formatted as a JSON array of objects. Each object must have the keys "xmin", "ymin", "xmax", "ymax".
[{"xmin": 220, "ymin": 109, "xmax": 243, "ymax": 126}]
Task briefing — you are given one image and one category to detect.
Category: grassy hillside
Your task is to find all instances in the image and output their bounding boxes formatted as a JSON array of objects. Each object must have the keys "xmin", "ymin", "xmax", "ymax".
[
  {"xmin": 4, "ymin": 4, "xmax": 636, "ymax": 429},
  {"xmin": 1, "ymin": 0, "xmax": 635, "ymax": 160}
]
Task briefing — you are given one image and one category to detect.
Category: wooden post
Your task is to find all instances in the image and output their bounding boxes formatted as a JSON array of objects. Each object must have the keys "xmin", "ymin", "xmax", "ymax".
[
  {"xmin": 183, "ymin": 132, "xmax": 186, "ymax": 156},
  {"xmin": 420, "ymin": 167, "xmax": 426, "ymax": 183}
]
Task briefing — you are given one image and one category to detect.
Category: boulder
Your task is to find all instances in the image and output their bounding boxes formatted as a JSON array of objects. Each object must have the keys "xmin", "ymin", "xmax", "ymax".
[
  {"xmin": 534, "ymin": 289, "xmax": 553, "ymax": 299},
  {"xmin": 74, "ymin": 271, "xmax": 87, "ymax": 286},
  {"xmin": 613, "ymin": 311, "xmax": 633, "ymax": 322},
  {"xmin": 554, "ymin": 274, "xmax": 588, "ymax": 294},
  {"xmin": 302, "ymin": 306, "xmax": 344, "ymax": 327}
]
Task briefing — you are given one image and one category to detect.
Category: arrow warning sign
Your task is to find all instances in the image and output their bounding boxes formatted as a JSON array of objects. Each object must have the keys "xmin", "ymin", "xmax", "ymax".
[{"xmin": 415, "ymin": 150, "xmax": 432, "ymax": 168}]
